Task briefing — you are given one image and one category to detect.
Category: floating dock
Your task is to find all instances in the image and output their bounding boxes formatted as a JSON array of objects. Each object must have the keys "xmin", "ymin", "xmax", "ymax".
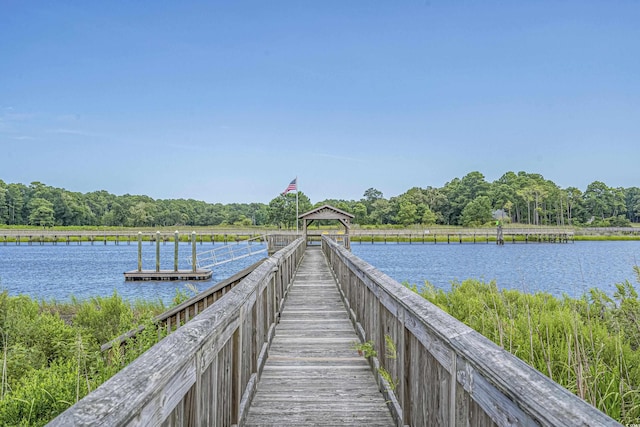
[
  {"xmin": 124, "ymin": 231, "xmax": 213, "ymax": 281},
  {"xmin": 123, "ymin": 269, "xmax": 212, "ymax": 281},
  {"xmin": 123, "ymin": 231, "xmax": 267, "ymax": 281}
]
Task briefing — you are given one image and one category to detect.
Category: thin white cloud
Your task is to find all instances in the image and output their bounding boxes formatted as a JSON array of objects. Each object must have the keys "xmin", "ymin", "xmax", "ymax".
[{"xmin": 0, "ymin": 109, "xmax": 36, "ymax": 132}]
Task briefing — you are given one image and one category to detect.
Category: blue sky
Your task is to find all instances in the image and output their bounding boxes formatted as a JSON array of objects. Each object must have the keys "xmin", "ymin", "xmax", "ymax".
[{"xmin": 1, "ymin": 1, "xmax": 638, "ymax": 204}]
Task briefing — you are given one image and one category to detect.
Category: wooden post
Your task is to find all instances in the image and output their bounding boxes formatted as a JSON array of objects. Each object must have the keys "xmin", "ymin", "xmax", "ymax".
[
  {"xmin": 192, "ymin": 231, "xmax": 197, "ymax": 272},
  {"xmin": 156, "ymin": 231, "xmax": 161, "ymax": 273},
  {"xmin": 137, "ymin": 232, "xmax": 142, "ymax": 272},
  {"xmin": 174, "ymin": 231, "xmax": 179, "ymax": 272}
]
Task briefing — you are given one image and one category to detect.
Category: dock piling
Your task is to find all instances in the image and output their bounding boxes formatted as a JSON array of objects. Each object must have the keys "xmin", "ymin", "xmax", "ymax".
[
  {"xmin": 191, "ymin": 231, "xmax": 197, "ymax": 272},
  {"xmin": 156, "ymin": 231, "xmax": 160, "ymax": 273},
  {"xmin": 174, "ymin": 231, "xmax": 179, "ymax": 272},
  {"xmin": 137, "ymin": 232, "xmax": 142, "ymax": 272}
]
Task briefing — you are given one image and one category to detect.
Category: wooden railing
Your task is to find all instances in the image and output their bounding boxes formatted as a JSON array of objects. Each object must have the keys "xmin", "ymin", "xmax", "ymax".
[
  {"xmin": 266, "ymin": 233, "xmax": 300, "ymax": 254},
  {"xmin": 321, "ymin": 236, "xmax": 621, "ymax": 427},
  {"xmin": 0, "ymin": 230, "xmax": 274, "ymax": 245},
  {"xmin": 349, "ymin": 228, "xmax": 574, "ymax": 244},
  {"xmin": 101, "ymin": 259, "xmax": 267, "ymax": 353},
  {"xmin": 49, "ymin": 237, "xmax": 305, "ymax": 426}
]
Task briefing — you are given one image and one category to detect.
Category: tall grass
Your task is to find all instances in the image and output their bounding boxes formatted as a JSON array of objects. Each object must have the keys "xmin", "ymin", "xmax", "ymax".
[
  {"xmin": 0, "ymin": 290, "xmax": 169, "ymax": 426},
  {"xmin": 407, "ymin": 265, "xmax": 640, "ymax": 424}
]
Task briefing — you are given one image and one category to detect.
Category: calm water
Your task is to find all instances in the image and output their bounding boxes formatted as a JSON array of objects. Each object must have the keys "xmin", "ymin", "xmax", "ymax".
[
  {"xmin": 352, "ymin": 241, "xmax": 640, "ymax": 297},
  {"xmin": 0, "ymin": 241, "xmax": 267, "ymax": 305},
  {"xmin": 1, "ymin": 241, "xmax": 639, "ymax": 303}
]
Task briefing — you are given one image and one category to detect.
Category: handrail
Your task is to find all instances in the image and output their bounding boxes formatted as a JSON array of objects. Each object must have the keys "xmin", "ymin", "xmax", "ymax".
[
  {"xmin": 190, "ymin": 236, "xmax": 268, "ymax": 270},
  {"xmin": 321, "ymin": 236, "xmax": 620, "ymax": 427},
  {"xmin": 346, "ymin": 227, "xmax": 576, "ymax": 235},
  {"xmin": 49, "ymin": 237, "xmax": 305, "ymax": 426}
]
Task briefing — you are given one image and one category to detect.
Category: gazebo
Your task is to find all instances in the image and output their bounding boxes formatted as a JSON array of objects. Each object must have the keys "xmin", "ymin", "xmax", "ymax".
[{"xmin": 298, "ymin": 204, "xmax": 355, "ymax": 250}]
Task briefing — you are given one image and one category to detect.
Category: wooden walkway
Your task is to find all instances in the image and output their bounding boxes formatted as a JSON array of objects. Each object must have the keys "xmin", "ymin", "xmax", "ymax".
[{"xmin": 244, "ymin": 247, "xmax": 395, "ymax": 426}]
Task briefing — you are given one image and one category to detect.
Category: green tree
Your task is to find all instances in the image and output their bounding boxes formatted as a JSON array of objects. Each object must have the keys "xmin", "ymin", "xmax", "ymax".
[
  {"xmin": 0, "ymin": 181, "xmax": 7, "ymax": 224},
  {"xmin": 564, "ymin": 187, "xmax": 583, "ymax": 225},
  {"xmin": 396, "ymin": 200, "xmax": 418, "ymax": 226},
  {"xmin": 267, "ymin": 196, "xmax": 287, "ymax": 228},
  {"xmin": 420, "ymin": 205, "xmax": 437, "ymax": 225},
  {"xmin": 460, "ymin": 196, "xmax": 493, "ymax": 226},
  {"xmin": 369, "ymin": 198, "xmax": 392, "ymax": 225},
  {"xmin": 625, "ymin": 187, "xmax": 640, "ymax": 223},
  {"xmin": 127, "ymin": 201, "xmax": 156, "ymax": 227},
  {"xmin": 582, "ymin": 181, "xmax": 626, "ymax": 224},
  {"xmin": 362, "ymin": 187, "xmax": 383, "ymax": 206},
  {"xmin": 267, "ymin": 192, "xmax": 312, "ymax": 229},
  {"xmin": 441, "ymin": 172, "xmax": 490, "ymax": 225},
  {"xmin": 6, "ymin": 183, "xmax": 25, "ymax": 224},
  {"xmin": 489, "ymin": 182, "xmax": 517, "ymax": 222},
  {"xmin": 28, "ymin": 198, "xmax": 55, "ymax": 227},
  {"xmin": 352, "ymin": 202, "xmax": 367, "ymax": 225},
  {"xmin": 583, "ymin": 181, "xmax": 611, "ymax": 221}
]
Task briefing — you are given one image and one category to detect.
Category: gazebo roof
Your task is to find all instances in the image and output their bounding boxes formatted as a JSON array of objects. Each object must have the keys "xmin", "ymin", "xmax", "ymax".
[{"xmin": 298, "ymin": 204, "xmax": 354, "ymax": 221}]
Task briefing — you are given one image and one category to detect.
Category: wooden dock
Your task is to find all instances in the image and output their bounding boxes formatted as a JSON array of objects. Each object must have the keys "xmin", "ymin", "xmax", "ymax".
[
  {"xmin": 244, "ymin": 247, "xmax": 395, "ymax": 426},
  {"xmin": 51, "ymin": 234, "xmax": 621, "ymax": 427}
]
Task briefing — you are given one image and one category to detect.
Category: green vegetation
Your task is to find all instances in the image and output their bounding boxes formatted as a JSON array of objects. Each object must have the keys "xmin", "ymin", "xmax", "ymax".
[
  {"xmin": 353, "ymin": 335, "xmax": 399, "ymax": 391},
  {"xmin": 1, "ymin": 171, "xmax": 639, "ymax": 229},
  {"xmin": 352, "ymin": 340, "xmax": 377, "ymax": 359},
  {"xmin": 0, "ymin": 291, "xmax": 168, "ymax": 426},
  {"xmin": 406, "ymin": 266, "xmax": 640, "ymax": 424}
]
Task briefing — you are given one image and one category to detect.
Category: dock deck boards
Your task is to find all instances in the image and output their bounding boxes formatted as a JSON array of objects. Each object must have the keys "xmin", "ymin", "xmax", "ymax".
[{"xmin": 244, "ymin": 247, "xmax": 395, "ymax": 426}]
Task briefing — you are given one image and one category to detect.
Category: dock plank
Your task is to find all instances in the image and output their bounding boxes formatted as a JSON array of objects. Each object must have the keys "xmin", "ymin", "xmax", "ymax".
[{"xmin": 244, "ymin": 247, "xmax": 394, "ymax": 426}]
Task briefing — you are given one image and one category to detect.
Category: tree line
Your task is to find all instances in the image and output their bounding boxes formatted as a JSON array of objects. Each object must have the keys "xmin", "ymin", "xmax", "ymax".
[{"xmin": 1, "ymin": 171, "xmax": 639, "ymax": 229}]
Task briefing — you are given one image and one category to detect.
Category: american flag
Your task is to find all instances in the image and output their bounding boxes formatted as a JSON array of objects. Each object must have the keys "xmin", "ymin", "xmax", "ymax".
[{"xmin": 282, "ymin": 178, "xmax": 297, "ymax": 195}]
